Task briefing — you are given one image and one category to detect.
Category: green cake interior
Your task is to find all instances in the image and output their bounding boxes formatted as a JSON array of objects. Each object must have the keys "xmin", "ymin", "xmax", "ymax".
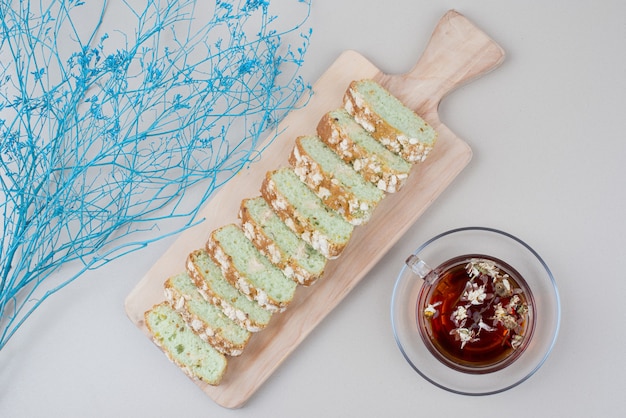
[
  {"xmin": 299, "ymin": 135, "xmax": 384, "ymax": 205},
  {"xmin": 190, "ymin": 249, "xmax": 272, "ymax": 327},
  {"xmin": 272, "ymin": 168, "xmax": 353, "ymax": 245},
  {"xmin": 215, "ymin": 224, "xmax": 296, "ymax": 304},
  {"xmin": 145, "ymin": 303, "xmax": 227, "ymax": 385},
  {"xmin": 354, "ymin": 79, "xmax": 436, "ymax": 144},
  {"xmin": 168, "ymin": 273, "xmax": 250, "ymax": 346},
  {"xmin": 244, "ymin": 197, "xmax": 326, "ymax": 275},
  {"xmin": 329, "ymin": 108, "xmax": 411, "ymax": 173}
]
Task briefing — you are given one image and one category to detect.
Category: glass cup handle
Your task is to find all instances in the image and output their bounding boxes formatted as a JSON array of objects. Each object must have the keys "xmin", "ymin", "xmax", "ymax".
[{"xmin": 405, "ymin": 254, "xmax": 436, "ymax": 284}]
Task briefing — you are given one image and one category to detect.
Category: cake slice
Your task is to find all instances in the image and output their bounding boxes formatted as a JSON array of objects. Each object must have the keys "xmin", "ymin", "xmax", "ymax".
[
  {"xmin": 317, "ymin": 108, "xmax": 412, "ymax": 193},
  {"xmin": 206, "ymin": 224, "xmax": 297, "ymax": 313},
  {"xmin": 289, "ymin": 135, "xmax": 384, "ymax": 225},
  {"xmin": 261, "ymin": 167, "xmax": 354, "ymax": 259},
  {"xmin": 145, "ymin": 302, "xmax": 228, "ymax": 385},
  {"xmin": 343, "ymin": 79, "xmax": 437, "ymax": 163},
  {"xmin": 165, "ymin": 272, "xmax": 251, "ymax": 356},
  {"xmin": 187, "ymin": 249, "xmax": 272, "ymax": 332},
  {"xmin": 240, "ymin": 197, "xmax": 327, "ymax": 286}
]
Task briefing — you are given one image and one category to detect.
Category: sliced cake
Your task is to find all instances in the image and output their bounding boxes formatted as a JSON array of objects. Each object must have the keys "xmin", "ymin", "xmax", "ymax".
[
  {"xmin": 164, "ymin": 272, "xmax": 251, "ymax": 356},
  {"xmin": 240, "ymin": 197, "xmax": 327, "ymax": 286},
  {"xmin": 289, "ymin": 135, "xmax": 384, "ymax": 225},
  {"xmin": 187, "ymin": 249, "xmax": 272, "ymax": 332},
  {"xmin": 317, "ymin": 108, "xmax": 412, "ymax": 193},
  {"xmin": 261, "ymin": 167, "xmax": 354, "ymax": 259},
  {"xmin": 343, "ymin": 79, "xmax": 437, "ymax": 163},
  {"xmin": 145, "ymin": 302, "xmax": 228, "ymax": 385},
  {"xmin": 206, "ymin": 224, "xmax": 297, "ymax": 313}
]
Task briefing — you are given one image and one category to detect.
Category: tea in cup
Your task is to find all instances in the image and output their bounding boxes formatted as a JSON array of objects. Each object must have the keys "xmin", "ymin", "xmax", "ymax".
[{"xmin": 407, "ymin": 254, "xmax": 535, "ymax": 374}]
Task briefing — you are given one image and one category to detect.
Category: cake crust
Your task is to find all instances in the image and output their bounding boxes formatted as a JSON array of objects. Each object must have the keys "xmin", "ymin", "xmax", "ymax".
[
  {"xmin": 239, "ymin": 199, "xmax": 324, "ymax": 286},
  {"xmin": 260, "ymin": 170, "xmax": 349, "ymax": 259},
  {"xmin": 317, "ymin": 111, "xmax": 410, "ymax": 193},
  {"xmin": 289, "ymin": 136, "xmax": 379, "ymax": 226},
  {"xmin": 164, "ymin": 276, "xmax": 250, "ymax": 356},
  {"xmin": 343, "ymin": 80, "xmax": 436, "ymax": 163},
  {"xmin": 206, "ymin": 225, "xmax": 292, "ymax": 313},
  {"xmin": 186, "ymin": 250, "xmax": 271, "ymax": 332}
]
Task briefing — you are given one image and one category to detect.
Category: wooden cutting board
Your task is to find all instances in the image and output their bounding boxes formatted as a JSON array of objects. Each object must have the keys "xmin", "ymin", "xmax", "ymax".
[{"xmin": 125, "ymin": 10, "xmax": 504, "ymax": 409}]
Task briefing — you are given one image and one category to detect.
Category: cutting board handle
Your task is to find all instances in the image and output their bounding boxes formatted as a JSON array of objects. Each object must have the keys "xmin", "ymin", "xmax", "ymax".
[{"xmin": 380, "ymin": 10, "xmax": 505, "ymax": 113}]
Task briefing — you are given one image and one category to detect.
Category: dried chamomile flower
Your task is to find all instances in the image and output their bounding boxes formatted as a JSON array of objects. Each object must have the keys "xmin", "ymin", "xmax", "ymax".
[
  {"xmin": 494, "ymin": 276, "xmax": 513, "ymax": 297},
  {"xmin": 451, "ymin": 305, "xmax": 468, "ymax": 326},
  {"xmin": 450, "ymin": 328, "xmax": 479, "ymax": 349},
  {"xmin": 461, "ymin": 281, "xmax": 487, "ymax": 305},
  {"xmin": 424, "ymin": 301, "xmax": 442, "ymax": 318}
]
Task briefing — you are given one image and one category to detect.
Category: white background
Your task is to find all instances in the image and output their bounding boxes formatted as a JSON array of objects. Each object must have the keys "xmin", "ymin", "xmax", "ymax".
[{"xmin": 1, "ymin": 0, "xmax": 625, "ymax": 417}]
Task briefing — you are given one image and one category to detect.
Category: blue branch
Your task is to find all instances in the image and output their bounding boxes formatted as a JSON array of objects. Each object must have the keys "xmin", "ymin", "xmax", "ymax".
[{"xmin": 0, "ymin": 0, "xmax": 313, "ymax": 350}]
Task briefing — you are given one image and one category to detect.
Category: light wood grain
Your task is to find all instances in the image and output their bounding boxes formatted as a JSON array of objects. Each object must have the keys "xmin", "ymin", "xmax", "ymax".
[{"xmin": 125, "ymin": 10, "xmax": 504, "ymax": 409}]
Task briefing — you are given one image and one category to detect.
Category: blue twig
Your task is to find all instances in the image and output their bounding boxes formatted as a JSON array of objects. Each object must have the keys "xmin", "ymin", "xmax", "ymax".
[{"xmin": 0, "ymin": 0, "xmax": 312, "ymax": 350}]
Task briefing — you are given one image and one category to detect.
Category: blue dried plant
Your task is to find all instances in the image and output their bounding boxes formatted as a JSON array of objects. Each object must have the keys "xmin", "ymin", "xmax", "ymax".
[{"xmin": 0, "ymin": 0, "xmax": 312, "ymax": 349}]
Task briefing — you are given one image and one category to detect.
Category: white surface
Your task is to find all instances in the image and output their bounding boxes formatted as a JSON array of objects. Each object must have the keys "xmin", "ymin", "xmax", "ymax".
[{"xmin": 2, "ymin": 0, "xmax": 625, "ymax": 416}]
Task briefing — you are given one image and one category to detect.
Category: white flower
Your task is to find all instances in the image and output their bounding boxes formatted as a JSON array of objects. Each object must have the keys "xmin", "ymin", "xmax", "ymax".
[
  {"xmin": 450, "ymin": 328, "xmax": 479, "ymax": 349},
  {"xmin": 493, "ymin": 302, "xmax": 507, "ymax": 320},
  {"xmin": 478, "ymin": 260, "xmax": 500, "ymax": 278},
  {"xmin": 494, "ymin": 277, "xmax": 513, "ymax": 297},
  {"xmin": 501, "ymin": 314, "xmax": 520, "ymax": 331},
  {"xmin": 451, "ymin": 305, "xmax": 468, "ymax": 326},
  {"xmin": 507, "ymin": 295, "xmax": 521, "ymax": 310},
  {"xmin": 478, "ymin": 319, "xmax": 496, "ymax": 333},
  {"xmin": 511, "ymin": 334, "xmax": 524, "ymax": 350},
  {"xmin": 465, "ymin": 262, "xmax": 481, "ymax": 278},
  {"xmin": 461, "ymin": 281, "xmax": 487, "ymax": 305},
  {"xmin": 492, "ymin": 302, "xmax": 518, "ymax": 330},
  {"xmin": 466, "ymin": 259, "xmax": 500, "ymax": 279},
  {"xmin": 423, "ymin": 301, "xmax": 442, "ymax": 318}
]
